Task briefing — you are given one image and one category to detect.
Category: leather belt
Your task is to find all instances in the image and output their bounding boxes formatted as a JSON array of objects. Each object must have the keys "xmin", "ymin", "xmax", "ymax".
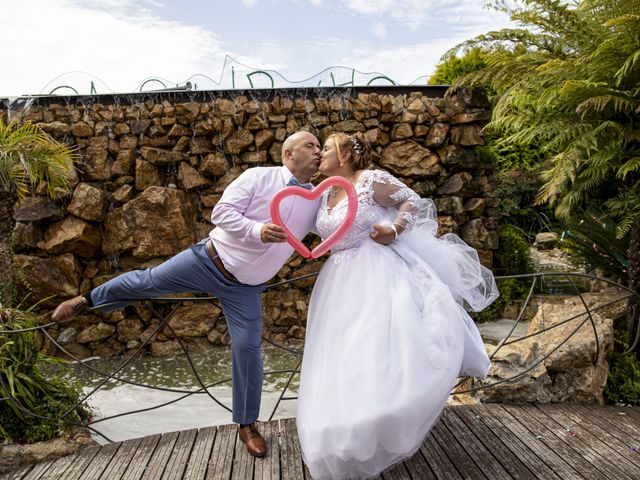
[{"xmin": 205, "ymin": 239, "xmax": 238, "ymax": 283}]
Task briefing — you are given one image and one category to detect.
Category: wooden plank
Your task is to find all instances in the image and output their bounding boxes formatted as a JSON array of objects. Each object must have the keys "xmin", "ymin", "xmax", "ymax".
[
  {"xmin": 402, "ymin": 447, "xmax": 436, "ymax": 480},
  {"xmin": 538, "ymin": 404, "xmax": 640, "ymax": 477},
  {"xmin": 231, "ymin": 428, "xmax": 254, "ymax": 480},
  {"xmin": 121, "ymin": 434, "xmax": 162, "ymax": 480},
  {"xmin": 17, "ymin": 461, "xmax": 53, "ymax": 480},
  {"xmin": 253, "ymin": 421, "xmax": 280, "ymax": 480},
  {"xmin": 80, "ymin": 441, "xmax": 122, "ymax": 480},
  {"xmin": 141, "ymin": 431, "xmax": 180, "ymax": 480},
  {"xmin": 0, "ymin": 465, "xmax": 33, "ymax": 480},
  {"xmin": 162, "ymin": 429, "xmax": 198, "ymax": 480},
  {"xmin": 205, "ymin": 423, "xmax": 235, "ymax": 480},
  {"xmin": 469, "ymin": 405, "xmax": 562, "ymax": 480},
  {"xmin": 505, "ymin": 404, "xmax": 620, "ymax": 480},
  {"xmin": 540, "ymin": 405, "xmax": 640, "ymax": 470},
  {"xmin": 183, "ymin": 426, "xmax": 217, "ymax": 480},
  {"xmin": 487, "ymin": 404, "xmax": 586, "ymax": 480},
  {"xmin": 280, "ymin": 418, "xmax": 304, "ymax": 480},
  {"xmin": 99, "ymin": 436, "xmax": 144, "ymax": 480},
  {"xmin": 454, "ymin": 406, "xmax": 536, "ymax": 480},
  {"xmin": 579, "ymin": 405, "xmax": 640, "ymax": 447},
  {"xmin": 614, "ymin": 405, "xmax": 640, "ymax": 424},
  {"xmin": 431, "ymin": 420, "xmax": 488, "ymax": 479},
  {"xmin": 418, "ymin": 432, "xmax": 464, "ymax": 479},
  {"xmin": 381, "ymin": 462, "xmax": 412, "ymax": 480},
  {"xmin": 38, "ymin": 449, "xmax": 87, "ymax": 480},
  {"xmin": 60, "ymin": 445, "xmax": 101, "ymax": 480},
  {"xmin": 441, "ymin": 409, "xmax": 511, "ymax": 480}
]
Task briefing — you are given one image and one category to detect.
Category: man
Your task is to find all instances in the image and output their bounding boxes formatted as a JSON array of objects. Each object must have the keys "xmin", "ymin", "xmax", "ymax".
[{"xmin": 52, "ymin": 131, "xmax": 322, "ymax": 457}]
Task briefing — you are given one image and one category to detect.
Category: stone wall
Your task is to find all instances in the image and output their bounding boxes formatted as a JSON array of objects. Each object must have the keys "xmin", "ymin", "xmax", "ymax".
[{"xmin": 1, "ymin": 86, "xmax": 498, "ymax": 359}]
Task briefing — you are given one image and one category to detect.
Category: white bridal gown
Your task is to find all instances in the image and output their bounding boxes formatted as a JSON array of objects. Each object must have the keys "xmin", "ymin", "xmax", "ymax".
[{"xmin": 296, "ymin": 170, "xmax": 499, "ymax": 480}]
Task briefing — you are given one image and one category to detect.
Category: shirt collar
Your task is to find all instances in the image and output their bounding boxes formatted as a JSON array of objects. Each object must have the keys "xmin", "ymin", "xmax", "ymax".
[{"xmin": 281, "ymin": 165, "xmax": 295, "ymax": 185}]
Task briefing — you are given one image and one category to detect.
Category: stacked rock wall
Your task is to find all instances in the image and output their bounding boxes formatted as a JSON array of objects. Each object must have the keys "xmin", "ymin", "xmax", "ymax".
[{"xmin": 1, "ymin": 86, "xmax": 498, "ymax": 358}]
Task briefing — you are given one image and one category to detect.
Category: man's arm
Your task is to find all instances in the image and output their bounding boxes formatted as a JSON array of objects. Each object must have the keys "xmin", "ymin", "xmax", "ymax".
[
  {"xmin": 210, "ymin": 169, "xmax": 287, "ymax": 244},
  {"xmin": 211, "ymin": 169, "xmax": 265, "ymax": 244}
]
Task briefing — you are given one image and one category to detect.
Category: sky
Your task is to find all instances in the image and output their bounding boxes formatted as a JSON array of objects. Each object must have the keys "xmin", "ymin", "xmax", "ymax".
[{"xmin": 0, "ymin": 0, "xmax": 516, "ymax": 97}]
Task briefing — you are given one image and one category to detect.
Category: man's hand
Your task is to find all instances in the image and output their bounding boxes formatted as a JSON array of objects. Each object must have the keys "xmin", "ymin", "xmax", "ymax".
[
  {"xmin": 369, "ymin": 224, "xmax": 397, "ymax": 245},
  {"xmin": 261, "ymin": 223, "xmax": 288, "ymax": 243}
]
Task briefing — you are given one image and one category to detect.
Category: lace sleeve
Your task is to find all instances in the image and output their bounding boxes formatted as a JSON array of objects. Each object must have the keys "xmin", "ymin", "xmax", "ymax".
[{"xmin": 366, "ymin": 170, "xmax": 422, "ymax": 230}]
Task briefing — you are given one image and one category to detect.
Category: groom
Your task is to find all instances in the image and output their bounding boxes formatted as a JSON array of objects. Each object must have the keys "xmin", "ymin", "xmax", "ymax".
[{"xmin": 52, "ymin": 130, "xmax": 322, "ymax": 457}]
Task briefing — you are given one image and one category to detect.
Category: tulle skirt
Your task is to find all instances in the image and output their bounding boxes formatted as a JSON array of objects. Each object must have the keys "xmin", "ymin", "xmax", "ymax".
[{"xmin": 296, "ymin": 230, "xmax": 494, "ymax": 480}]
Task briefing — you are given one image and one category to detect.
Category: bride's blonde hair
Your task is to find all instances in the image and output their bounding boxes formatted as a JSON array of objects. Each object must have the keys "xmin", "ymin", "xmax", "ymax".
[{"xmin": 327, "ymin": 132, "xmax": 371, "ymax": 170}]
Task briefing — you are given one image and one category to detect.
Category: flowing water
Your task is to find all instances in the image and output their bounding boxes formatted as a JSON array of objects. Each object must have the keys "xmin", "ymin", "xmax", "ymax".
[{"xmin": 56, "ymin": 343, "xmax": 302, "ymax": 444}]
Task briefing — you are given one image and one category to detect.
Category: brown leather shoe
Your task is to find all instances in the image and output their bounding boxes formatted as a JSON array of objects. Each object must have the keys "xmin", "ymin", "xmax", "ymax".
[
  {"xmin": 51, "ymin": 295, "xmax": 88, "ymax": 323},
  {"xmin": 238, "ymin": 423, "xmax": 267, "ymax": 457}
]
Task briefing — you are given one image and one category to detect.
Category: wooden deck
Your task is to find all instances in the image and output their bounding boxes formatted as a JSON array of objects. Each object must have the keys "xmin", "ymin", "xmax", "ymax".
[{"xmin": 3, "ymin": 404, "xmax": 640, "ymax": 480}]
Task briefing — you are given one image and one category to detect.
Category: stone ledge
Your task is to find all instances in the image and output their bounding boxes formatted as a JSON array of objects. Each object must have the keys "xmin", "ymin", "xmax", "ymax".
[{"xmin": 0, "ymin": 431, "xmax": 95, "ymax": 475}]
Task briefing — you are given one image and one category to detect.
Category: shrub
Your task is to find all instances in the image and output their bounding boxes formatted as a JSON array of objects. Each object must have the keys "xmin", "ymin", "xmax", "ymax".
[
  {"xmin": 0, "ymin": 308, "xmax": 90, "ymax": 443},
  {"xmin": 604, "ymin": 328, "xmax": 640, "ymax": 405},
  {"xmin": 473, "ymin": 225, "xmax": 533, "ymax": 323},
  {"xmin": 560, "ymin": 210, "xmax": 629, "ymax": 282}
]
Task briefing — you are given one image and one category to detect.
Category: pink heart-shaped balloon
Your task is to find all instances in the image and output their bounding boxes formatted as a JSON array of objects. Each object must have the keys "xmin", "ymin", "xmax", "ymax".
[{"xmin": 270, "ymin": 176, "xmax": 358, "ymax": 259}]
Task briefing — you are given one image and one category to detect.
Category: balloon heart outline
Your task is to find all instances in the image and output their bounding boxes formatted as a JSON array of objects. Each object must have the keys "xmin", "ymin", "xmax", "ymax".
[{"xmin": 270, "ymin": 176, "xmax": 358, "ymax": 259}]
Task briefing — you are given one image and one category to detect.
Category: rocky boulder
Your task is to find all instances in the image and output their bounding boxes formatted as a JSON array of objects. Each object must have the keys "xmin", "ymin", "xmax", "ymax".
[
  {"xmin": 380, "ymin": 141, "xmax": 442, "ymax": 177},
  {"xmin": 41, "ymin": 217, "xmax": 101, "ymax": 258},
  {"xmin": 102, "ymin": 187, "xmax": 196, "ymax": 258},
  {"xmin": 474, "ymin": 290, "xmax": 620, "ymax": 404},
  {"xmin": 67, "ymin": 183, "xmax": 108, "ymax": 221},
  {"xmin": 14, "ymin": 197, "xmax": 64, "ymax": 222},
  {"xmin": 13, "ymin": 254, "xmax": 82, "ymax": 307},
  {"xmin": 164, "ymin": 302, "xmax": 222, "ymax": 338}
]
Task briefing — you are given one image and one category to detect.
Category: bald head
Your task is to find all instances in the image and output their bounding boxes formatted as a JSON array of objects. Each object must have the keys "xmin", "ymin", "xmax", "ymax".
[
  {"xmin": 281, "ymin": 131, "xmax": 321, "ymax": 183},
  {"xmin": 282, "ymin": 131, "xmax": 313, "ymax": 157}
]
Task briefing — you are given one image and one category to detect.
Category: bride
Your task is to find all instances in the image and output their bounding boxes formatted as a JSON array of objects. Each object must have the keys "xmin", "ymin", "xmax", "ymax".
[{"xmin": 296, "ymin": 132, "xmax": 499, "ymax": 480}]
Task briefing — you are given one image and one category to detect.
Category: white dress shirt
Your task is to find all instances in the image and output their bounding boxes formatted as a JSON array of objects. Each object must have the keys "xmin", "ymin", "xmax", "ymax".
[{"xmin": 209, "ymin": 165, "xmax": 320, "ymax": 285}]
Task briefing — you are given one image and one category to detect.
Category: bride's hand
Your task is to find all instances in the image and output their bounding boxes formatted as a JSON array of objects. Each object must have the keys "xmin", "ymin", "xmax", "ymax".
[{"xmin": 369, "ymin": 224, "xmax": 396, "ymax": 245}]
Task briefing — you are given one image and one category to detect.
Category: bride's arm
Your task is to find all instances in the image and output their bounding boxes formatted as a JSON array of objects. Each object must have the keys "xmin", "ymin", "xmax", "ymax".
[{"xmin": 369, "ymin": 171, "xmax": 422, "ymax": 245}]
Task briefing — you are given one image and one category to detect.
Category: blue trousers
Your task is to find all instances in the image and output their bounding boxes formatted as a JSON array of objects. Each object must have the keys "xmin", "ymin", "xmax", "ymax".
[{"xmin": 90, "ymin": 239, "xmax": 266, "ymax": 424}]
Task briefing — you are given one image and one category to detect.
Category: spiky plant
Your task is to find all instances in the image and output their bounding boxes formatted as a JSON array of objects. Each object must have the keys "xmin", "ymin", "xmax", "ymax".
[
  {"xmin": 0, "ymin": 120, "xmax": 74, "ymax": 307},
  {"xmin": 448, "ymin": 0, "xmax": 640, "ymax": 347},
  {"xmin": 0, "ymin": 307, "xmax": 90, "ymax": 443}
]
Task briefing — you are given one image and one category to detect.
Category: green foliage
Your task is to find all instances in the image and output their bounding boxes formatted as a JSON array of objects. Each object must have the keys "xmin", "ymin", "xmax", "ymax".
[
  {"xmin": 0, "ymin": 120, "xmax": 74, "ymax": 200},
  {"xmin": 429, "ymin": 48, "xmax": 488, "ymax": 85},
  {"xmin": 604, "ymin": 328, "xmax": 640, "ymax": 405},
  {"xmin": 449, "ymin": 0, "xmax": 640, "ymax": 239},
  {"xmin": 0, "ymin": 308, "xmax": 90, "ymax": 443},
  {"xmin": 478, "ymin": 132, "xmax": 551, "ymax": 233},
  {"xmin": 497, "ymin": 225, "xmax": 534, "ymax": 275},
  {"xmin": 473, "ymin": 225, "xmax": 533, "ymax": 322},
  {"xmin": 488, "ymin": 140, "xmax": 546, "ymax": 173},
  {"xmin": 472, "ymin": 277, "xmax": 530, "ymax": 323},
  {"xmin": 0, "ymin": 119, "xmax": 75, "ymax": 308},
  {"xmin": 560, "ymin": 210, "xmax": 630, "ymax": 281}
]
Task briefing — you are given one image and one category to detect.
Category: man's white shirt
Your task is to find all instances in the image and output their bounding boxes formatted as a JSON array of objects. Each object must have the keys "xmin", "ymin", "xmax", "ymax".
[{"xmin": 209, "ymin": 165, "xmax": 320, "ymax": 285}]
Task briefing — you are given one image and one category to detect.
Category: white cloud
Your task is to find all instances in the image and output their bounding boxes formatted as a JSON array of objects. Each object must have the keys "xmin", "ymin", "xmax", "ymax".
[
  {"xmin": 342, "ymin": 0, "xmax": 429, "ymax": 30},
  {"xmin": 0, "ymin": 0, "xmax": 517, "ymax": 96},
  {"xmin": 241, "ymin": 0, "xmax": 258, "ymax": 7},
  {"xmin": 340, "ymin": 0, "xmax": 511, "ymax": 33},
  {"xmin": 0, "ymin": 0, "xmax": 229, "ymax": 96},
  {"xmin": 341, "ymin": 36, "xmax": 473, "ymax": 84},
  {"xmin": 371, "ymin": 20, "xmax": 387, "ymax": 37}
]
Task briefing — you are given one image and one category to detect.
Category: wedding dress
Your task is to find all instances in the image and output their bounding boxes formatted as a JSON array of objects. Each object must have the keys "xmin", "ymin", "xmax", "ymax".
[{"xmin": 296, "ymin": 170, "xmax": 498, "ymax": 480}]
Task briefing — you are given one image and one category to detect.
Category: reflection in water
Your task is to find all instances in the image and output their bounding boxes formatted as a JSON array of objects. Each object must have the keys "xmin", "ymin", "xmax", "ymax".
[{"xmin": 55, "ymin": 343, "xmax": 303, "ymax": 444}]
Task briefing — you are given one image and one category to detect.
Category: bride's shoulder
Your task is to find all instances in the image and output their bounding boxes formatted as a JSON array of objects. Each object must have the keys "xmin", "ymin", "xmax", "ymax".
[{"xmin": 361, "ymin": 169, "xmax": 401, "ymax": 185}]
